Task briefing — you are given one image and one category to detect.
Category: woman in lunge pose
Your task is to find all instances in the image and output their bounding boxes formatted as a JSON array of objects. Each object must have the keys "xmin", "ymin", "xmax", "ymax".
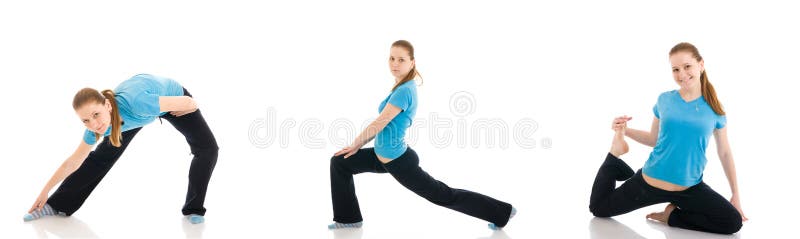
[{"xmin": 328, "ymin": 40, "xmax": 516, "ymax": 230}]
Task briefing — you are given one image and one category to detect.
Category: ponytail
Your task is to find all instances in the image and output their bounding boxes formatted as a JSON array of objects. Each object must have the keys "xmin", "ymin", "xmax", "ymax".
[
  {"xmin": 699, "ymin": 71, "xmax": 725, "ymax": 115},
  {"xmin": 393, "ymin": 65, "xmax": 421, "ymax": 92},
  {"xmin": 391, "ymin": 40, "xmax": 424, "ymax": 92},
  {"xmin": 73, "ymin": 88, "xmax": 123, "ymax": 147},
  {"xmin": 101, "ymin": 90, "xmax": 123, "ymax": 147}
]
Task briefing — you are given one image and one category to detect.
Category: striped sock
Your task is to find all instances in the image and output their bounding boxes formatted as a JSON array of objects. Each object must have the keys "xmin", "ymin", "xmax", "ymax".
[
  {"xmin": 23, "ymin": 204, "xmax": 62, "ymax": 222},
  {"xmin": 328, "ymin": 221, "xmax": 363, "ymax": 230},
  {"xmin": 488, "ymin": 207, "xmax": 517, "ymax": 230}
]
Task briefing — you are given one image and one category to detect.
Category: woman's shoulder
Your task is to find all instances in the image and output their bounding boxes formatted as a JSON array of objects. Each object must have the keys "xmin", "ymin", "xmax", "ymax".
[
  {"xmin": 126, "ymin": 73, "xmax": 157, "ymax": 81},
  {"xmin": 656, "ymin": 90, "xmax": 678, "ymax": 101},
  {"xmin": 395, "ymin": 80, "xmax": 417, "ymax": 93},
  {"xmin": 660, "ymin": 89, "xmax": 678, "ymax": 96}
]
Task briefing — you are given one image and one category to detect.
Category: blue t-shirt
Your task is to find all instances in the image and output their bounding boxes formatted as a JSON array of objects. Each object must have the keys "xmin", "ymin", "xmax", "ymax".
[
  {"xmin": 375, "ymin": 80, "xmax": 418, "ymax": 160},
  {"xmin": 642, "ymin": 90, "xmax": 727, "ymax": 187},
  {"xmin": 83, "ymin": 74, "xmax": 184, "ymax": 145}
]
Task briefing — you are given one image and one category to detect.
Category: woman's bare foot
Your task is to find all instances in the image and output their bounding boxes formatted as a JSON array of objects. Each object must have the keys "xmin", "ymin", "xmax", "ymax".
[
  {"xmin": 610, "ymin": 130, "xmax": 629, "ymax": 158},
  {"xmin": 646, "ymin": 204, "xmax": 677, "ymax": 223}
]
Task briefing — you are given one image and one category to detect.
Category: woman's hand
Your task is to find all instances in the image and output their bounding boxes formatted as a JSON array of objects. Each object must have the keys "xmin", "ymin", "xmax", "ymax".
[
  {"xmin": 169, "ymin": 97, "xmax": 198, "ymax": 117},
  {"xmin": 611, "ymin": 115, "xmax": 632, "ymax": 132},
  {"xmin": 170, "ymin": 108, "xmax": 197, "ymax": 117},
  {"xmin": 730, "ymin": 194, "xmax": 748, "ymax": 221},
  {"xmin": 334, "ymin": 144, "xmax": 362, "ymax": 159},
  {"xmin": 28, "ymin": 191, "xmax": 49, "ymax": 213},
  {"xmin": 160, "ymin": 96, "xmax": 198, "ymax": 114}
]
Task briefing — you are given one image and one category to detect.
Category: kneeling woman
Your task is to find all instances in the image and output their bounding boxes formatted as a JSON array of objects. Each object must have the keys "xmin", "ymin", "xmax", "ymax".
[
  {"xmin": 24, "ymin": 74, "xmax": 218, "ymax": 224},
  {"xmin": 329, "ymin": 40, "xmax": 516, "ymax": 230},
  {"xmin": 589, "ymin": 43, "xmax": 746, "ymax": 234}
]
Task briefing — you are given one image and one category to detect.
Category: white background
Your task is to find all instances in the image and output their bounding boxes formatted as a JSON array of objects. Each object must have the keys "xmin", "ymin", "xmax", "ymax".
[{"xmin": 1, "ymin": 0, "xmax": 798, "ymax": 238}]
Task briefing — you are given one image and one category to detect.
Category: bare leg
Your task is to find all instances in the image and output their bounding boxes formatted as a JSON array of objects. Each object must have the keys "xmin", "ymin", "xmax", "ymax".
[{"xmin": 610, "ymin": 127, "xmax": 629, "ymax": 158}]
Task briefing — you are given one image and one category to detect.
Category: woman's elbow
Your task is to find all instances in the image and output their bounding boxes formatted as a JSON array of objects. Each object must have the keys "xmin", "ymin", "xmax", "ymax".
[
  {"xmin": 648, "ymin": 135, "xmax": 658, "ymax": 147},
  {"xmin": 718, "ymin": 151, "xmax": 733, "ymax": 162}
]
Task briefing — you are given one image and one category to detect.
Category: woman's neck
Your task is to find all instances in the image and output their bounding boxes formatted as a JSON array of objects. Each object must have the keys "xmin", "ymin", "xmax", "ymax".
[{"xmin": 679, "ymin": 85, "xmax": 702, "ymax": 101}]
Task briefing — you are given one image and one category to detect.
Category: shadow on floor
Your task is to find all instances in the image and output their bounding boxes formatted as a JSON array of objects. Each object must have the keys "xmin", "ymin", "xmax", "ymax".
[
  {"xmin": 28, "ymin": 216, "xmax": 99, "ymax": 238},
  {"xmin": 182, "ymin": 217, "xmax": 206, "ymax": 239},
  {"xmin": 588, "ymin": 217, "xmax": 741, "ymax": 239}
]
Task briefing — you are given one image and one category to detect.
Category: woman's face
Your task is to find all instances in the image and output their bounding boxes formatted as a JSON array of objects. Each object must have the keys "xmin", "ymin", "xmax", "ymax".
[
  {"xmin": 669, "ymin": 51, "xmax": 705, "ymax": 91},
  {"xmin": 76, "ymin": 100, "xmax": 111, "ymax": 134},
  {"xmin": 389, "ymin": 46, "xmax": 415, "ymax": 80}
]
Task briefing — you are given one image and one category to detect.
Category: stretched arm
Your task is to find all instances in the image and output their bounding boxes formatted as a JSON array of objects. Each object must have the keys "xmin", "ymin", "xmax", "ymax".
[
  {"xmin": 714, "ymin": 126, "xmax": 748, "ymax": 221},
  {"xmin": 335, "ymin": 103, "xmax": 403, "ymax": 158},
  {"xmin": 624, "ymin": 117, "xmax": 660, "ymax": 147},
  {"xmin": 29, "ymin": 140, "xmax": 93, "ymax": 212}
]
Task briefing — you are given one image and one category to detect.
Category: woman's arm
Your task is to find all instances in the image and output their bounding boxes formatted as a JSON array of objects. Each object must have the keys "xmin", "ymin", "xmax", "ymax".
[
  {"xmin": 335, "ymin": 103, "xmax": 403, "ymax": 158},
  {"xmin": 624, "ymin": 117, "xmax": 659, "ymax": 147},
  {"xmin": 159, "ymin": 96, "xmax": 197, "ymax": 113},
  {"xmin": 29, "ymin": 140, "xmax": 93, "ymax": 212},
  {"xmin": 714, "ymin": 126, "xmax": 748, "ymax": 221}
]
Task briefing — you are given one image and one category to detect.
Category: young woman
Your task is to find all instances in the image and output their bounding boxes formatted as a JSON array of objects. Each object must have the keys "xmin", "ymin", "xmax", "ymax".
[
  {"xmin": 24, "ymin": 74, "xmax": 218, "ymax": 224},
  {"xmin": 589, "ymin": 43, "xmax": 747, "ymax": 234},
  {"xmin": 328, "ymin": 40, "xmax": 516, "ymax": 230}
]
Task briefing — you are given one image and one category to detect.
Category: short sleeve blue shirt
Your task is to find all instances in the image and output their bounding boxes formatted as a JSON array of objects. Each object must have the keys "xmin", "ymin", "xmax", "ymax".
[
  {"xmin": 83, "ymin": 74, "xmax": 183, "ymax": 145},
  {"xmin": 375, "ymin": 80, "xmax": 418, "ymax": 159},
  {"xmin": 642, "ymin": 90, "xmax": 727, "ymax": 186}
]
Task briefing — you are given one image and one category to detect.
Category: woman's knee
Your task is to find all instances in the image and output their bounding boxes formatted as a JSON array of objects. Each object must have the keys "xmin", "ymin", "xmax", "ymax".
[
  {"xmin": 721, "ymin": 220, "xmax": 743, "ymax": 234},
  {"xmin": 410, "ymin": 181, "xmax": 456, "ymax": 205},
  {"xmin": 589, "ymin": 204, "xmax": 613, "ymax": 218},
  {"xmin": 189, "ymin": 137, "xmax": 219, "ymax": 156},
  {"xmin": 718, "ymin": 211, "xmax": 743, "ymax": 234},
  {"xmin": 330, "ymin": 155, "xmax": 347, "ymax": 171},
  {"xmin": 426, "ymin": 191, "xmax": 456, "ymax": 206},
  {"xmin": 192, "ymin": 145, "xmax": 219, "ymax": 158}
]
